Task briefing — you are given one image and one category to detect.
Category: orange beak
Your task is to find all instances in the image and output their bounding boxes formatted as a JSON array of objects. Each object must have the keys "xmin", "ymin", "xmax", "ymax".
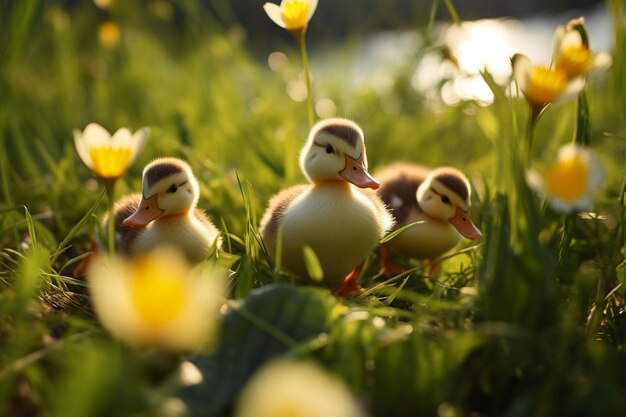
[
  {"xmin": 122, "ymin": 194, "xmax": 163, "ymax": 228},
  {"xmin": 339, "ymin": 155, "xmax": 380, "ymax": 190},
  {"xmin": 449, "ymin": 207, "xmax": 482, "ymax": 240}
]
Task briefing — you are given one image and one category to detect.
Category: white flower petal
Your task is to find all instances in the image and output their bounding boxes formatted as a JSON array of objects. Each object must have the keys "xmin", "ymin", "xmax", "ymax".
[
  {"xmin": 307, "ymin": 0, "xmax": 319, "ymax": 21},
  {"xmin": 551, "ymin": 25, "xmax": 567, "ymax": 64},
  {"xmin": 511, "ymin": 54, "xmax": 532, "ymax": 95},
  {"xmin": 88, "ymin": 256, "xmax": 141, "ymax": 342},
  {"xmin": 592, "ymin": 52, "xmax": 612, "ymax": 70},
  {"xmin": 111, "ymin": 127, "xmax": 132, "ymax": 148},
  {"xmin": 560, "ymin": 30, "xmax": 583, "ymax": 50},
  {"xmin": 234, "ymin": 360, "xmax": 366, "ymax": 417},
  {"xmin": 263, "ymin": 3, "xmax": 287, "ymax": 29},
  {"xmin": 556, "ymin": 76, "xmax": 585, "ymax": 102},
  {"xmin": 73, "ymin": 128, "xmax": 93, "ymax": 169},
  {"xmin": 129, "ymin": 127, "xmax": 150, "ymax": 163},
  {"xmin": 83, "ymin": 122, "xmax": 112, "ymax": 147}
]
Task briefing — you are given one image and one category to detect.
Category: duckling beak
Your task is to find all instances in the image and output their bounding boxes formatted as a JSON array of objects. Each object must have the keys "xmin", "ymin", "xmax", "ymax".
[
  {"xmin": 449, "ymin": 207, "xmax": 482, "ymax": 240},
  {"xmin": 339, "ymin": 155, "xmax": 380, "ymax": 190},
  {"xmin": 122, "ymin": 195, "xmax": 164, "ymax": 227}
]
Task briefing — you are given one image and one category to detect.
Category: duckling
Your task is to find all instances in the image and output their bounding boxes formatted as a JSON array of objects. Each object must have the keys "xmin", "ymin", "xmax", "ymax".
[
  {"xmin": 375, "ymin": 163, "xmax": 482, "ymax": 273},
  {"xmin": 260, "ymin": 118, "xmax": 394, "ymax": 292},
  {"xmin": 108, "ymin": 157, "xmax": 221, "ymax": 264}
]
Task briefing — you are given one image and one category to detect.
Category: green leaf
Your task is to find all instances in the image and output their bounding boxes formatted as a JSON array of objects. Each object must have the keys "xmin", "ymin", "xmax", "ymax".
[
  {"xmin": 181, "ymin": 284, "xmax": 340, "ymax": 417},
  {"xmin": 379, "ymin": 221, "xmax": 425, "ymax": 244}
]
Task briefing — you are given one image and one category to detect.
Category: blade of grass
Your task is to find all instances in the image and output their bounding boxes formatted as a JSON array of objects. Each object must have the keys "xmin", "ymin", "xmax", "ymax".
[{"xmin": 49, "ymin": 188, "xmax": 106, "ymax": 269}]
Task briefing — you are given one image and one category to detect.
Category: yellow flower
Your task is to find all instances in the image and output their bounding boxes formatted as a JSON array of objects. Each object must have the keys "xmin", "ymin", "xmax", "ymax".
[
  {"xmin": 512, "ymin": 54, "xmax": 585, "ymax": 107},
  {"xmin": 552, "ymin": 20, "xmax": 612, "ymax": 79},
  {"xmin": 74, "ymin": 123, "xmax": 149, "ymax": 182},
  {"xmin": 263, "ymin": 0, "xmax": 318, "ymax": 32},
  {"xmin": 527, "ymin": 144, "xmax": 604, "ymax": 213},
  {"xmin": 234, "ymin": 359, "xmax": 366, "ymax": 417},
  {"xmin": 87, "ymin": 246, "xmax": 226, "ymax": 351},
  {"xmin": 98, "ymin": 21, "xmax": 121, "ymax": 48}
]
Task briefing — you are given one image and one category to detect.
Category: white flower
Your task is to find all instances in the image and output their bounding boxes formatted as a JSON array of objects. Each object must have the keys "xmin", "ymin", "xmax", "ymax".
[
  {"xmin": 512, "ymin": 54, "xmax": 585, "ymax": 107},
  {"xmin": 87, "ymin": 246, "xmax": 226, "ymax": 351},
  {"xmin": 234, "ymin": 359, "xmax": 367, "ymax": 417},
  {"xmin": 527, "ymin": 144, "xmax": 604, "ymax": 213},
  {"xmin": 551, "ymin": 21, "xmax": 612, "ymax": 79},
  {"xmin": 263, "ymin": 0, "xmax": 318, "ymax": 32},
  {"xmin": 74, "ymin": 123, "xmax": 149, "ymax": 182}
]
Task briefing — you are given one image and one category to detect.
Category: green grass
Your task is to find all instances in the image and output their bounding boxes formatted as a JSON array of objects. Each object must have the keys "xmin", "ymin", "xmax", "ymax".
[{"xmin": 1, "ymin": 1, "xmax": 626, "ymax": 416}]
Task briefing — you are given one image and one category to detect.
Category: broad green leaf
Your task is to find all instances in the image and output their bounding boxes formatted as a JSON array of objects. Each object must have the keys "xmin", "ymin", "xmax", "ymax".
[{"xmin": 181, "ymin": 284, "xmax": 340, "ymax": 417}]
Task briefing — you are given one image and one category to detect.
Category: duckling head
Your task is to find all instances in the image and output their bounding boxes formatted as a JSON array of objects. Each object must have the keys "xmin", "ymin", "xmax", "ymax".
[
  {"xmin": 299, "ymin": 118, "xmax": 380, "ymax": 189},
  {"xmin": 122, "ymin": 158, "xmax": 199, "ymax": 227},
  {"xmin": 416, "ymin": 167, "xmax": 482, "ymax": 240}
]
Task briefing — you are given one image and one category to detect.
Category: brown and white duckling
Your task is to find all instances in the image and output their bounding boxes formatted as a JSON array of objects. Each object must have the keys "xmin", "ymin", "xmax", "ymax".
[
  {"xmin": 260, "ymin": 118, "xmax": 394, "ymax": 293},
  {"xmin": 108, "ymin": 157, "xmax": 221, "ymax": 264},
  {"xmin": 375, "ymin": 163, "xmax": 482, "ymax": 273}
]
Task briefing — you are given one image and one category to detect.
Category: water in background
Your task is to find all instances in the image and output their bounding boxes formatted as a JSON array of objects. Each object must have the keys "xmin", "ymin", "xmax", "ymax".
[{"xmin": 309, "ymin": 4, "xmax": 611, "ymax": 108}]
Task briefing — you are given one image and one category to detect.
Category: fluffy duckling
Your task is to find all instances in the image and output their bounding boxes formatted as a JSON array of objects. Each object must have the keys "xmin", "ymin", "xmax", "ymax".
[
  {"xmin": 109, "ymin": 157, "xmax": 221, "ymax": 264},
  {"xmin": 260, "ymin": 118, "xmax": 394, "ymax": 292},
  {"xmin": 376, "ymin": 163, "xmax": 482, "ymax": 272}
]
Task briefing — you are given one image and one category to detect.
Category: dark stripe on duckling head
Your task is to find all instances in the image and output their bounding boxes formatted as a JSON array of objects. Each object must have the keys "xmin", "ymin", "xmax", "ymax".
[
  {"xmin": 318, "ymin": 123, "xmax": 359, "ymax": 148},
  {"xmin": 144, "ymin": 162, "xmax": 184, "ymax": 188},
  {"xmin": 435, "ymin": 173, "xmax": 469, "ymax": 202}
]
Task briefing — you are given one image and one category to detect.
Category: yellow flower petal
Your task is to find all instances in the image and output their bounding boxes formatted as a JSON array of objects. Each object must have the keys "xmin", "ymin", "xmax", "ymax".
[
  {"xmin": 545, "ymin": 155, "xmax": 589, "ymax": 201},
  {"xmin": 129, "ymin": 254, "xmax": 188, "ymax": 327},
  {"xmin": 281, "ymin": 0, "xmax": 310, "ymax": 30},
  {"xmin": 98, "ymin": 21, "xmax": 120, "ymax": 48},
  {"xmin": 74, "ymin": 123, "xmax": 148, "ymax": 182},
  {"xmin": 263, "ymin": 0, "xmax": 317, "ymax": 31},
  {"xmin": 88, "ymin": 145, "xmax": 132, "ymax": 180},
  {"xmin": 526, "ymin": 66, "xmax": 567, "ymax": 106},
  {"xmin": 555, "ymin": 45, "xmax": 591, "ymax": 78},
  {"xmin": 530, "ymin": 144, "xmax": 605, "ymax": 213},
  {"xmin": 88, "ymin": 247, "xmax": 227, "ymax": 351}
]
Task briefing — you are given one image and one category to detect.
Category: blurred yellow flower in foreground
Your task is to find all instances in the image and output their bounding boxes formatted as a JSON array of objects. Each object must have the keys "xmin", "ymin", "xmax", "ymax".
[
  {"xmin": 234, "ymin": 359, "xmax": 367, "ymax": 417},
  {"xmin": 98, "ymin": 21, "xmax": 120, "ymax": 48},
  {"xmin": 87, "ymin": 246, "xmax": 226, "ymax": 351},
  {"xmin": 263, "ymin": 0, "xmax": 318, "ymax": 32},
  {"xmin": 527, "ymin": 144, "xmax": 604, "ymax": 213},
  {"xmin": 552, "ymin": 18, "xmax": 612, "ymax": 79},
  {"xmin": 74, "ymin": 123, "xmax": 149, "ymax": 183},
  {"xmin": 512, "ymin": 54, "xmax": 585, "ymax": 108}
]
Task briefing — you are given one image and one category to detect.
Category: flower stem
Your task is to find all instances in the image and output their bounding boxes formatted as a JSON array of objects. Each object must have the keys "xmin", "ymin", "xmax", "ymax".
[
  {"xmin": 525, "ymin": 104, "xmax": 545, "ymax": 166},
  {"xmin": 294, "ymin": 29, "xmax": 314, "ymax": 128},
  {"xmin": 105, "ymin": 180, "xmax": 116, "ymax": 255}
]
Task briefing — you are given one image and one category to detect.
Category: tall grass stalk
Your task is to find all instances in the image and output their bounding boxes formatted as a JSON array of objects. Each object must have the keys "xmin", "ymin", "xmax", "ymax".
[{"xmin": 294, "ymin": 29, "xmax": 314, "ymax": 128}]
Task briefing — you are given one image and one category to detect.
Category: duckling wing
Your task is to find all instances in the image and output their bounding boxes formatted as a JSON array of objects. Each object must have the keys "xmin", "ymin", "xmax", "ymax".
[
  {"xmin": 101, "ymin": 193, "xmax": 145, "ymax": 255},
  {"xmin": 192, "ymin": 208, "xmax": 222, "ymax": 248},
  {"xmin": 259, "ymin": 184, "xmax": 309, "ymax": 253},
  {"xmin": 357, "ymin": 188, "xmax": 396, "ymax": 235},
  {"xmin": 375, "ymin": 163, "xmax": 429, "ymax": 228}
]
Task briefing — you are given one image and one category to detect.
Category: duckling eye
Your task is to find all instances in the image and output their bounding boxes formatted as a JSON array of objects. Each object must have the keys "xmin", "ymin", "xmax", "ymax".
[
  {"xmin": 441, "ymin": 195, "xmax": 450, "ymax": 204},
  {"xmin": 325, "ymin": 144, "xmax": 334, "ymax": 154},
  {"xmin": 168, "ymin": 184, "xmax": 177, "ymax": 193}
]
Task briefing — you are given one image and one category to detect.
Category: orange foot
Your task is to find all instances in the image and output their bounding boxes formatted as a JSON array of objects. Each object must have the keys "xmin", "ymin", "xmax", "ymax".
[
  {"xmin": 423, "ymin": 258, "xmax": 440, "ymax": 277},
  {"xmin": 72, "ymin": 239, "xmax": 98, "ymax": 278},
  {"xmin": 335, "ymin": 262, "xmax": 364, "ymax": 298},
  {"xmin": 380, "ymin": 244, "xmax": 406, "ymax": 277}
]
